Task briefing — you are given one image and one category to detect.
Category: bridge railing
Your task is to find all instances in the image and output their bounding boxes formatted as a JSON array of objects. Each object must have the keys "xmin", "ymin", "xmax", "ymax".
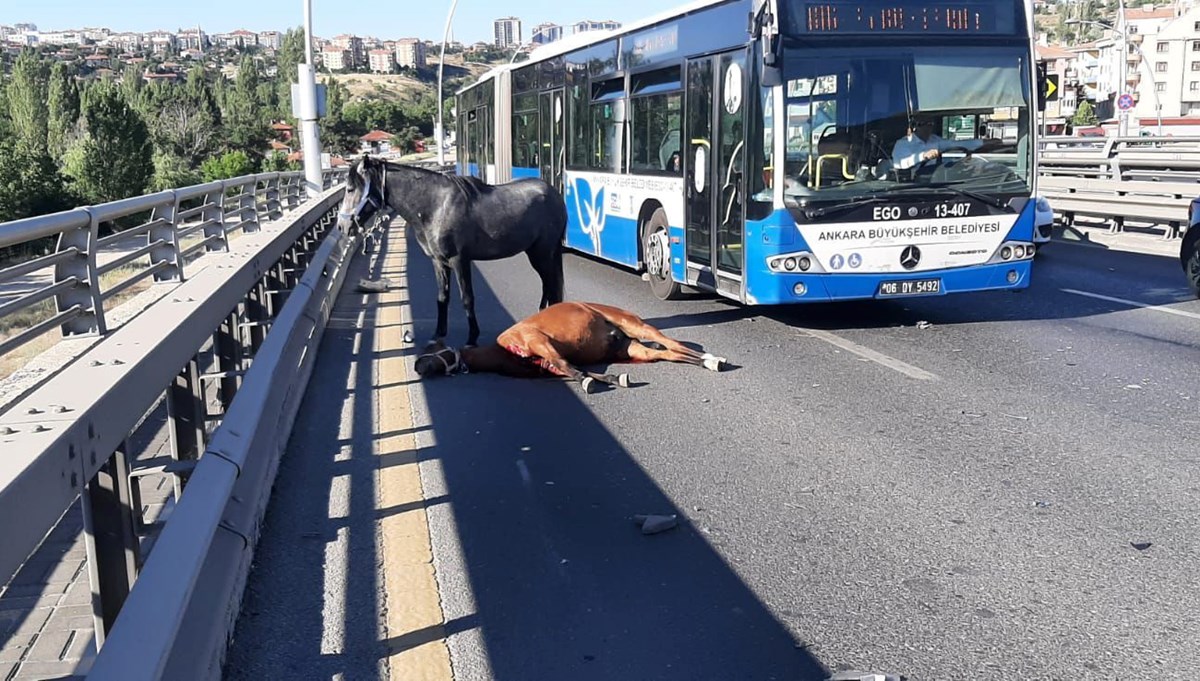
[
  {"xmin": 0, "ymin": 168, "xmax": 348, "ymax": 361},
  {"xmin": 1037, "ymin": 136, "xmax": 1200, "ymax": 238},
  {"xmin": 0, "ymin": 166, "xmax": 358, "ymax": 679}
]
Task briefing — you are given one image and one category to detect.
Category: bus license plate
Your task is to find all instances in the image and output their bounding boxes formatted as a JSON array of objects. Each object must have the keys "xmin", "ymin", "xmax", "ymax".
[{"xmin": 878, "ymin": 278, "xmax": 941, "ymax": 297}]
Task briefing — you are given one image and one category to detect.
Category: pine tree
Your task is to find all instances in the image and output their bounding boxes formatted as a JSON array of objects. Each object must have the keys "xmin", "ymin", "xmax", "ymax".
[
  {"xmin": 64, "ymin": 84, "xmax": 154, "ymax": 205},
  {"xmin": 47, "ymin": 61, "xmax": 81, "ymax": 157},
  {"xmin": 7, "ymin": 48, "xmax": 50, "ymax": 153}
]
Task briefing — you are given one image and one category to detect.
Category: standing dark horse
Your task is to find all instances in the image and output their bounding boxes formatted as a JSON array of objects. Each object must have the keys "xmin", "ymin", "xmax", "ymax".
[{"xmin": 335, "ymin": 154, "xmax": 567, "ymax": 347}]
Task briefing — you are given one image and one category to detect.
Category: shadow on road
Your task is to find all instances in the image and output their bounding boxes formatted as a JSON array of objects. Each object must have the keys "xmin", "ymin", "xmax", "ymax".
[{"xmin": 404, "ymin": 229, "xmax": 830, "ymax": 680}]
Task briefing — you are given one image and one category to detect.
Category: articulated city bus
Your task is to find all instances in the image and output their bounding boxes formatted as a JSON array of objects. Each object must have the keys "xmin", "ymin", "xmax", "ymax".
[{"xmin": 455, "ymin": 0, "xmax": 1041, "ymax": 303}]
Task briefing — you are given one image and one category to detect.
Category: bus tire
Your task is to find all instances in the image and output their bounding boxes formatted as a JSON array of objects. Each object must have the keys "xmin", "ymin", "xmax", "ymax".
[
  {"xmin": 1182, "ymin": 227, "xmax": 1200, "ymax": 298},
  {"xmin": 642, "ymin": 208, "xmax": 682, "ymax": 300}
]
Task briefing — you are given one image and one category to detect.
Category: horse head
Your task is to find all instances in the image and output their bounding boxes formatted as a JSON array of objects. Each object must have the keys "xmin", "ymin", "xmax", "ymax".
[
  {"xmin": 414, "ymin": 340, "xmax": 463, "ymax": 379},
  {"xmin": 336, "ymin": 153, "xmax": 388, "ymax": 232}
]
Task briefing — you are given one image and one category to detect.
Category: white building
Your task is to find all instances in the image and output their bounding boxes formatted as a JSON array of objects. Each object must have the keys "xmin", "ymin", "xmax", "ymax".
[
  {"xmin": 321, "ymin": 48, "xmax": 350, "ymax": 71},
  {"xmin": 530, "ymin": 22, "xmax": 563, "ymax": 45},
  {"xmin": 1133, "ymin": 3, "xmax": 1200, "ymax": 125},
  {"xmin": 368, "ymin": 49, "xmax": 395, "ymax": 73},
  {"xmin": 258, "ymin": 31, "xmax": 282, "ymax": 50},
  {"xmin": 395, "ymin": 38, "xmax": 426, "ymax": 69},
  {"xmin": 494, "ymin": 17, "xmax": 521, "ymax": 48},
  {"xmin": 573, "ymin": 19, "xmax": 621, "ymax": 34}
]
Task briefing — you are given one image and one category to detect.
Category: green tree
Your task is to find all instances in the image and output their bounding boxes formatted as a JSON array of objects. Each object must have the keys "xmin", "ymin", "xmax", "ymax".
[
  {"xmin": 1072, "ymin": 100, "xmax": 1099, "ymax": 127},
  {"xmin": 7, "ymin": 48, "xmax": 50, "ymax": 151},
  {"xmin": 63, "ymin": 85, "xmax": 154, "ymax": 205},
  {"xmin": 275, "ymin": 27, "xmax": 307, "ymax": 120},
  {"xmin": 150, "ymin": 149, "xmax": 202, "ymax": 191},
  {"xmin": 47, "ymin": 61, "xmax": 81, "ymax": 157},
  {"xmin": 200, "ymin": 150, "xmax": 256, "ymax": 181},
  {"xmin": 223, "ymin": 55, "xmax": 268, "ymax": 156},
  {"xmin": 318, "ymin": 76, "xmax": 360, "ymax": 154}
]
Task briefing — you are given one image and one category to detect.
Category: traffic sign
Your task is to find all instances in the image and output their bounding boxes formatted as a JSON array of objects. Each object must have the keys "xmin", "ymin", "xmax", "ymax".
[
  {"xmin": 1118, "ymin": 93, "xmax": 1135, "ymax": 111},
  {"xmin": 1044, "ymin": 74, "xmax": 1059, "ymax": 103}
]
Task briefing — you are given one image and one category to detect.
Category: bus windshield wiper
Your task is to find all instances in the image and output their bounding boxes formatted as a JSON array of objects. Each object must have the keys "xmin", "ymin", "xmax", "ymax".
[{"xmin": 802, "ymin": 196, "xmax": 890, "ymax": 219}]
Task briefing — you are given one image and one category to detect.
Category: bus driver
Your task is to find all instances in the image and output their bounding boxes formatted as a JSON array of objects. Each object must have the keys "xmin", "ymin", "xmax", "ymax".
[{"xmin": 891, "ymin": 116, "xmax": 994, "ymax": 170}]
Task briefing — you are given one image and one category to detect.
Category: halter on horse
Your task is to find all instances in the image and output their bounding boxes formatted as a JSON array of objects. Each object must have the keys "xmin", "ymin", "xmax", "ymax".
[{"xmin": 416, "ymin": 344, "xmax": 465, "ymax": 376}]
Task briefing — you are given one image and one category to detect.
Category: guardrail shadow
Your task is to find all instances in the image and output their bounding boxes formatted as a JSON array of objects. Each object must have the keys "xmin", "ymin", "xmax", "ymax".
[
  {"xmin": 223, "ymin": 234, "xmax": 388, "ymax": 680},
  {"xmin": 403, "ymin": 232, "xmax": 829, "ymax": 680}
]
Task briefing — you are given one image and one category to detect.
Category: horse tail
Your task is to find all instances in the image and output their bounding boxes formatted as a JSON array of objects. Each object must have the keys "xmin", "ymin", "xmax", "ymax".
[{"xmin": 549, "ymin": 239, "xmax": 565, "ymax": 305}]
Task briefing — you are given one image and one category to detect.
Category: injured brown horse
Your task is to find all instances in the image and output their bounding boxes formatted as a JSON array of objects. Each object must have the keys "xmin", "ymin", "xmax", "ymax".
[{"xmin": 413, "ymin": 301, "xmax": 726, "ymax": 393}]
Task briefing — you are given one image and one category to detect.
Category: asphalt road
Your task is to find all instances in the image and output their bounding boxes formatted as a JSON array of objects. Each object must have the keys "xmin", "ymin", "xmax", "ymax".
[{"xmin": 407, "ymin": 235, "xmax": 1200, "ymax": 681}]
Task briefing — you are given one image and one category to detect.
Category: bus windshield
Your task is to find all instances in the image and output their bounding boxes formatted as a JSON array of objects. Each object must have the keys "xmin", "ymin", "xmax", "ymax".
[{"xmin": 774, "ymin": 45, "xmax": 1033, "ymax": 208}]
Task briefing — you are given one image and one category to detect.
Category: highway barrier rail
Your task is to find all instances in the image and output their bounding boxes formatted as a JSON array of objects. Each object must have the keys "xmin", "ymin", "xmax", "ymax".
[
  {"xmin": 1037, "ymin": 135, "xmax": 1200, "ymax": 239},
  {"xmin": 0, "ymin": 167, "xmax": 359, "ymax": 680}
]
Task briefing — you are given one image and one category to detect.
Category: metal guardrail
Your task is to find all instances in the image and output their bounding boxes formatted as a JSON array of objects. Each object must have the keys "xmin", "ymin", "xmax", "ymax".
[
  {"xmin": 0, "ymin": 169, "xmax": 355, "ymax": 679},
  {"xmin": 0, "ymin": 168, "xmax": 349, "ymax": 360},
  {"xmin": 1037, "ymin": 136, "xmax": 1200, "ymax": 238}
]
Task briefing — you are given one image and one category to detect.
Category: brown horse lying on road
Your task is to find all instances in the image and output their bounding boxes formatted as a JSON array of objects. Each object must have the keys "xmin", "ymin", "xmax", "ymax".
[{"xmin": 414, "ymin": 301, "xmax": 727, "ymax": 393}]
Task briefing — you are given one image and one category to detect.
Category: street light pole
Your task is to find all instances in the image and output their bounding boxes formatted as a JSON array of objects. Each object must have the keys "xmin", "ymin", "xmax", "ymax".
[
  {"xmin": 437, "ymin": 0, "xmax": 460, "ymax": 166},
  {"xmin": 297, "ymin": 0, "xmax": 324, "ymax": 198},
  {"xmin": 1068, "ymin": 14, "xmax": 1163, "ymax": 136}
]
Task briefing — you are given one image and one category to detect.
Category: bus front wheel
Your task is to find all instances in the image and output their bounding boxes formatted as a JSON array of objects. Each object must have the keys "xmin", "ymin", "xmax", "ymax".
[{"xmin": 643, "ymin": 208, "xmax": 682, "ymax": 300}]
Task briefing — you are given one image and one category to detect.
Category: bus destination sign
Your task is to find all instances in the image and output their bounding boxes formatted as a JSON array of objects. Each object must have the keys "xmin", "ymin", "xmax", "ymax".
[{"xmin": 800, "ymin": 1, "xmax": 1014, "ymax": 34}]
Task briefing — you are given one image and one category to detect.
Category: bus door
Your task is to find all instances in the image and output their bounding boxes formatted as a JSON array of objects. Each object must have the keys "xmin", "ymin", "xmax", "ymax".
[
  {"xmin": 539, "ymin": 89, "xmax": 565, "ymax": 195},
  {"xmin": 685, "ymin": 50, "xmax": 747, "ymax": 293}
]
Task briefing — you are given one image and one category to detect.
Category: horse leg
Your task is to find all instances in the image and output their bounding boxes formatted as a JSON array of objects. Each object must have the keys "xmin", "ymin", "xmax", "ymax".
[
  {"xmin": 519, "ymin": 333, "xmax": 602, "ymax": 393},
  {"xmin": 451, "ymin": 258, "xmax": 480, "ymax": 347},
  {"xmin": 527, "ymin": 243, "xmax": 564, "ymax": 310},
  {"xmin": 589, "ymin": 303, "xmax": 726, "ymax": 369},
  {"xmin": 585, "ymin": 371, "xmax": 630, "ymax": 388},
  {"xmin": 621, "ymin": 338, "xmax": 723, "ymax": 372},
  {"xmin": 432, "ymin": 262, "xmax": 452, "ymax": 344}
]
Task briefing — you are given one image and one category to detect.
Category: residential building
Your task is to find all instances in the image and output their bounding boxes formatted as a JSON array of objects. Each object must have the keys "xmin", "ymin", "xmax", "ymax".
[
  {"xmin": 321, "ymin": 48, "xmax": 351, "ymax": 71},
  {"xmin": 146, "ymin": 30, "xmax": 176, "ymax": 54},
  {"xmin": 38, "ymin": 31, "xmax": 85, "ymax": 45},
  {"xmin": 494, "ymin": 17, "xmax": 521, "ymax": 48},
  {"xmin": 530, "ymin": 22, "xmax": 563, "ymax": 45},
  {"xmin": 105, "ymin": 32, "xmax": 143, "ymax": 52},
  {"xmin": 1133, "ymin": 3, "xmax": 1200, "ymax": 124},
  {"xmin": 259, "ymin": 31, "xmax": 282, "ymax": 50},
  {"xmin": 395, "ymin": 38, "xmax": 426, "ymax": 69},
  {"xmin": 368, "ymin": 49, "xmax": 395, "ymax": 73},
  {"xmin": 360, "ymin": 129, "xmax": 395, "ymax": 154},
  {"xmin": 176, "ymin": 28, "xmax": 206, "ymax": 51},
  {"xmin": 1037, "ymin": 43, "xmax": 1079, "ymax": 131},
  {"xmin": 330, "ymin": 35, "xmax": 365, "ymax": 68},
  {"xmin": 573, "ymin": 19, "xmax": 621, "ymax": 34}
]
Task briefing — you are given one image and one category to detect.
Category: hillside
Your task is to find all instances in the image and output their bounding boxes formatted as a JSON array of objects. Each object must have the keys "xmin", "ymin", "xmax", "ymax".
[{"xmin": 327, "ymin": 56, "xmax": 494, "ymax": 104}]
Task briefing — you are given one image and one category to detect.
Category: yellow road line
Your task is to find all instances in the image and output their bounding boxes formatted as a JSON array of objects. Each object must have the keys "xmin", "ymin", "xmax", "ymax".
[{"xmin": 375, "ymin": 229, "xmax": 453, "ymax": 681}]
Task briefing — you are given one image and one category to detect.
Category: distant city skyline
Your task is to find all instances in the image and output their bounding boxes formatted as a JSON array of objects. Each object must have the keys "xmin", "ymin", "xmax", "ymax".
[{"xmin": 0, "ymin": 0, "xmax": 685, "ymax": 45}]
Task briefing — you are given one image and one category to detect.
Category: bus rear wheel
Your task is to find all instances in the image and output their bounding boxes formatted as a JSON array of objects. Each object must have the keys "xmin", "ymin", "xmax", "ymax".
[{"xmin": 643, "ymin": 208, "xmax": 682, "ymax": 300}]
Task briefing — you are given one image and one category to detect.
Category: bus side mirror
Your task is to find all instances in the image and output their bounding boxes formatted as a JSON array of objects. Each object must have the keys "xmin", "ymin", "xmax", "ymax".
[
  {"xmin": 1036, "ymin": 62, "xmax": 1047, "ymax": 112},
  {"xmin": 762, "ymin": 63, "xmax": 782, "ymax": 87}
]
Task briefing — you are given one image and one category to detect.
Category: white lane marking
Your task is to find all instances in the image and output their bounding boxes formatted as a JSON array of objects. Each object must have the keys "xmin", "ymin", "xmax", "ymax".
[
  {"xmin": 1061, "ymin": 288, "xmax": 1200, "ymax": 321},
  {"xmin": 802, "ymin": 328, "xmax": 938, "ymax": 381}
]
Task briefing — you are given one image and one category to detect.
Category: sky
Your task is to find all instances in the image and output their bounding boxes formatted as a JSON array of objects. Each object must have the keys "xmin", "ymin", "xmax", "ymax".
[{"xmin": 2, "ymin": 0, "xmax": 688, "ymax": 45}]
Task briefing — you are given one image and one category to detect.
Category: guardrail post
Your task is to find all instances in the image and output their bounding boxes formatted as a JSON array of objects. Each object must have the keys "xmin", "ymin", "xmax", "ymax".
[
  {"xmin": 201, "ymin": 184, "xmax": 228, "ymax": 255},
  {"xmin": 166, "ymin": 357, "xmax": 205, "ymax": 497},
  {"xmin": 82, "ymin": 441, "xmax": 141, "ymax": 648},
  {"xmin": 150, "ymin": 190, "xmax": 183, "ymax": 283},
  {"xmin": 54, "ymin": 207, "xmax": 107, "ymax": 337},
  {"xmin": 244, "ymin": 280, "xmax": 271, "ymax": 355},
  {"xmin": 214, "ymin": 310, "xmax": 244, "ymax": 411}
]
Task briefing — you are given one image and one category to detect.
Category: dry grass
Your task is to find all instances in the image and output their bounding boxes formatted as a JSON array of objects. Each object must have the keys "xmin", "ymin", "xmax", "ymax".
[{"xmin": 0, "ymin": 265, "xmax": 154, "ymax": 383}]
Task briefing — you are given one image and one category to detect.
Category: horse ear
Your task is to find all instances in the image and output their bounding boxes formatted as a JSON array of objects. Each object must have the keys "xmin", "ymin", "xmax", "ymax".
[{"xmin": 357, "ymin": 154, "xmax": 371, "ymax": 179}]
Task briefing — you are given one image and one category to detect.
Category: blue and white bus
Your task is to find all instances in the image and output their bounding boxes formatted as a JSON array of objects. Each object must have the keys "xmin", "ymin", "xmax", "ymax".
[{"xmin": 455, "ymin": 0, "xmax": 1041, "ymax": 303}]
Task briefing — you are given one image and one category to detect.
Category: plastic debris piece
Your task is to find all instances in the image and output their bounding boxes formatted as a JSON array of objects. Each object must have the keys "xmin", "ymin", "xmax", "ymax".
[
  {"xmin": 1131, "ymin": 541, "xmax": 1152, "ymax": 551},
  {"xmin": 916, "ymin": 321, "xmax": 932, "ymax": 329},
  {"xmin": 828, "ymin": 671, "xmax": 904, "ymax": 681},
  {"xmin": 634, "ymin": 514, "xmax": 679, "ymax": 535},
  {"xmin": 403, "ymin": 329, "xmax": 414, "ymax": 344},
  {"xmin": 355, "ymin": 277, "xmax": 393, "ymax": 293}
]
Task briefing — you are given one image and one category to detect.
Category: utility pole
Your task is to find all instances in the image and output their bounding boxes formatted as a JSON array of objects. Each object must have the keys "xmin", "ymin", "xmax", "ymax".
[
  {"xmin": 437, "ymin": 0, "xmax": 460, "ymax": 166},
  {"xmin": 297, "ymin": 0, "xmax": 324, "ymax": 198}
]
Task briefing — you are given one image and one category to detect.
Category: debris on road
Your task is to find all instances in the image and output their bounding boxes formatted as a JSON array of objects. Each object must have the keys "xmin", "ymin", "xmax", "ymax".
[
  {"xmin": 1034, "ymin": 500, "xmax": 1053, "ymax": 508},
  {"xmin": 916, "ymin": 321, "xmax": 932, "ymax": 329},
  {"xmin": 1124, "ymin": 384, "xmax": 1143, "ymax": 391},
  {"xmin": 402, "ymin": 329, "xmax": 414, "ymax": 344},
  {"xmin": 356, "ymin": 277, "xmax": 394, "ymax": 293},
  {"xmin": 634, "ymin": 514, "xmax": 679, "ymax": 535},
  {"xmin": 828, "ymin": 671, "xmax": 905, "ymax": 681},
  {"xmin": 1131, "ymin": 541, "xmax": 1152, "ymax": 551},
  {"xmin": 1001, "ymin": 413, "xmax": 1029, "ymax": 421},
  {"xmin": 961, "ymin": 410, "xmax": 985, "ymax": 418}
]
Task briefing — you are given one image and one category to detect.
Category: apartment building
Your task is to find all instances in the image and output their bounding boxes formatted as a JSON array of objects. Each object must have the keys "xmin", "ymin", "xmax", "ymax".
[
  {"xmin": 494, "ymin": 17, "xmax": 521, "ymax": 48},
  {"xmin": 368, "ymin": 49, "xmax": 395, "ymax": 73},
  {"xmin": 395, "ymin": 38, "xmax": 426, "ymax": 69}
]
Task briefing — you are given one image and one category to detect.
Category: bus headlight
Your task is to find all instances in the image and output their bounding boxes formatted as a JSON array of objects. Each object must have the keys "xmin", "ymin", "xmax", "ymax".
[
  {"xmin": 793, "ymin": 283, "xmax": 807, "ymax": 296},
  {"xmin": 798, "ymin": 257, "xmax": 811, "ymax": 272},
  {"xmin": 1001, "ymin": 246, "xmax": 1012, "ymax": 260},
  {"xmin": 783, "ymin": 257, "xmax": 797, "ymax": 271}
]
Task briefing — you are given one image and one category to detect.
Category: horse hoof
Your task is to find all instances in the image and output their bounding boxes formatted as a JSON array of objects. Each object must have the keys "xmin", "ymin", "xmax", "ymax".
[
  {"xmin": 618, "ymin": 373, "xmax": 630, "ymax": 388},
  {"xmin": 582, "ymin": 377, "xmax": 597, "ymax": 394},
  {"xmin": 702, "ymin": 356, "xmax": 723, "ymax": 372}
]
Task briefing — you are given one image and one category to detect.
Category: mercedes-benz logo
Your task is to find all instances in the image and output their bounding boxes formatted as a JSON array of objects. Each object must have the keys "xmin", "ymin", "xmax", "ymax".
[{"xmin": 900, "ymin": 245, "xmax": 921, "ymax": 270}]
